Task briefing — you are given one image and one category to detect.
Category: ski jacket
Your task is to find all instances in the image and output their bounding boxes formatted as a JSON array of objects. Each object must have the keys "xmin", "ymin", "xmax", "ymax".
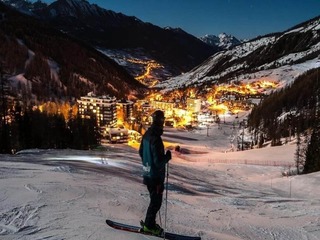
[{"xmin": 139, "ymin": 125, "xmax": 169, "ymax": 184}]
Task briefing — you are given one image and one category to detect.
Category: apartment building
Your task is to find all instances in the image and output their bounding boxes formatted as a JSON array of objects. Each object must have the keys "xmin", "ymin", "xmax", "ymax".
[
  {"xmin": 150, "ymin": 100, "xmax": 175, "ymax": 112},
  {"xmin": 117, "ymin": 99, "xmax": 134, "ymax": 122},
  {"xmin": 77, "ymin": 92, "xmax": 117, "ymax": 127}
]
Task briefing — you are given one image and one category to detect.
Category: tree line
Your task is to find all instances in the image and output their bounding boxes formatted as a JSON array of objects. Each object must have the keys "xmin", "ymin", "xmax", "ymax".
[
  {"xmin": 0, "ymin": 104, "xmax": 100, "ymax": 154},
  {"xmin": 247, "ymin": 67, "xmax": 320, "ymax": 174}
]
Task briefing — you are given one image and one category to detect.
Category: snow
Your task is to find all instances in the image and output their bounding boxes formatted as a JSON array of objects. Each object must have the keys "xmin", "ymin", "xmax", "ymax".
[
  {"xmin": 1, "ymin": 112, "xmax": 320, "ymax": 240},
  {"xmin": 8, "ymin": 73, "xmax": 29, "ymax": 89}
]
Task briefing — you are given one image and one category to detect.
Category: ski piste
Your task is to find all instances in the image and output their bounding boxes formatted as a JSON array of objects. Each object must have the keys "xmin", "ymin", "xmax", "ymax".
[{"xmin": 106, "ymin": 219, "xmax": 201, "ymax": 240}]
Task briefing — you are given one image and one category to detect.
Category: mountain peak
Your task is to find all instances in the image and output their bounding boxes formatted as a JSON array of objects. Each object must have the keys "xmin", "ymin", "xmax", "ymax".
[
  {"xmin": 58, "ymin": 0, "xmax": 95, "ymax": 10},
  {"xmin": 46, "ymin": 0, "xmax": 101, "ymax": 18},
  {"xmin": 199, "ymin": 33, "xmax": 241, "ymax": 49}
]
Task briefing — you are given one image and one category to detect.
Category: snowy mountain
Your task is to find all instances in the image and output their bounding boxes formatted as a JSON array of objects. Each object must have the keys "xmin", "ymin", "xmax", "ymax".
[
  {"xmin": 2, "ymin": 0, "xmax": 218, "ymax": 80},
  {"xmin": 0, "ymin": 2, "xmax": 146, "ymax": 102},
  {"xmin": 157, "ymin": 16, "xmax": 320, "ymax": 91},
  {"xmin": 2, "ymin": 1, "xmax": 319, "ymax": 94},
  {"xmin": 199, "ymin": 33, "xmax": 242, "ymax": 50},
  {"xmin": 0, "ymin": 0, "xmax": 47, "ymax": 13}
]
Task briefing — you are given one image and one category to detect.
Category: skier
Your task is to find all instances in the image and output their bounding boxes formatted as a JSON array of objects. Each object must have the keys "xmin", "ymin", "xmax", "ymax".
[{"xmin": 139, "ymin": 110, "xmax": 172, "ymax": 236}]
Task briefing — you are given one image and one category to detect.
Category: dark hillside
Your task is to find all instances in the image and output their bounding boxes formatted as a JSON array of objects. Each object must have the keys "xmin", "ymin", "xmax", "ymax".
[
  {"xmin": 0, "ymin": 2, "xmax": 146, "ymax": 102},
  {"xmin": 33, "ymin": 0, "xmax": 218, "ymax": 75}
]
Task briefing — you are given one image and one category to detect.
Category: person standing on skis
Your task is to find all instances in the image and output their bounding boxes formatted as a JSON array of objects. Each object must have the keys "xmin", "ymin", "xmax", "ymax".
[{"xmin": 139, "ymin": 110, "xmax": 172, "ymax": 236}]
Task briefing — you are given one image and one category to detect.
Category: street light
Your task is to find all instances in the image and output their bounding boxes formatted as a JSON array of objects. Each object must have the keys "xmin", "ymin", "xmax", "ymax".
[{"xmin": 240, "ymin": 119, "xmax": 246, "ymax": 151}]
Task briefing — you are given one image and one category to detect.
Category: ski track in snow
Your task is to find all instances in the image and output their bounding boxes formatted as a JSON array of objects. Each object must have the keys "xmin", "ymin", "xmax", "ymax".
[{"xmin": 0, "ymin": 204, "xmax": 42, "ymax": 235}]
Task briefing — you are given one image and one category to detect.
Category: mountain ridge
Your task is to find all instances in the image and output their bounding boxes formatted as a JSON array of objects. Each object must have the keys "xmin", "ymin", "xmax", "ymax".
[
  {"xmin": 0, "ymin": 0, "xmax": 240, "ymax": 82},
  {"xmin": 29, "ymin": 0, "xmax": 219, "ymax": 79},
  {"xmin": 156, "ymin": 15, "xmax": 320, "ymax": 91},
  {"xmin": 2, "ymin": 0, "xmax": 319, "ymax": 100}
]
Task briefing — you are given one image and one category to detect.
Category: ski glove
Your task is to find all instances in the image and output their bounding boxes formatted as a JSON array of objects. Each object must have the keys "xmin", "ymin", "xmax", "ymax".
[{"xmin": 165, "ymin": 150, "xmax": 172, "ymax": 162}]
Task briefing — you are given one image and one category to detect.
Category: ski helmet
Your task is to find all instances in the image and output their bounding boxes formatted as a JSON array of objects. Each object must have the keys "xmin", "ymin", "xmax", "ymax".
[{"xmin": 152, "ymin": 110, "xmax": 165, "ymax": 126}]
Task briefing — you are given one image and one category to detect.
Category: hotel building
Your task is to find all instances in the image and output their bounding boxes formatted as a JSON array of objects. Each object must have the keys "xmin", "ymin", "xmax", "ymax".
[{"xmin": 77, "ymin": 92, "xmax": 117, "ymax": 127}]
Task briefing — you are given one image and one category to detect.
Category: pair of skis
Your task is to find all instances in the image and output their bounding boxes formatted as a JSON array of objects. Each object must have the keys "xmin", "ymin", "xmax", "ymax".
[
  {"xmin": 106, "ymin": 219, "xmax": 201, "ymax": 240},
  {"xmin": 106, "ymin": 163, "xmax": 200, "ymax": 239}
]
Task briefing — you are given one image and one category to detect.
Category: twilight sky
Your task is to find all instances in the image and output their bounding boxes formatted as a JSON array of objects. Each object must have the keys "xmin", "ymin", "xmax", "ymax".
[{"xmin": 39, "ymin": 0, "xmax": 320, "ymax": 40}]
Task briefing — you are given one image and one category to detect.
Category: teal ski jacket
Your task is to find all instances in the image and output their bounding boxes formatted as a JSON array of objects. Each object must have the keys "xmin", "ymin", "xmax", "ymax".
[{"xmin": 139, "ymin": 125, "xmax": 170, "ymax": 183}]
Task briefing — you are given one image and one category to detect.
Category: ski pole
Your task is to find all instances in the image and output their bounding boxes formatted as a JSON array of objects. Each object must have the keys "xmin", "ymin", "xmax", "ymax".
[
  {"xmin": 158, "ymin": 207, "xmax": 162, "ymax": 227},
  {"xmin": 164, "ymin": 161, "xmax": 169, "ymax": 238}
]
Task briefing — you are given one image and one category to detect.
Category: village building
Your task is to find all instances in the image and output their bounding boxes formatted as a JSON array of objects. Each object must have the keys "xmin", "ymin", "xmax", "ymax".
[
  {"xmin": 117, "ymin": 99, "xmax": 134, "ymax": 123},
  {"xmin": 186, "ymin": 98, "xmax": 201, "ymax": 113}
]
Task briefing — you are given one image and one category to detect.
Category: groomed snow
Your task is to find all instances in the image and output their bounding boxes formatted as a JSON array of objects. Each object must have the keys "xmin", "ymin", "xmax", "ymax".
[{"xmin": 1, "ymin": 112, "xmax": 319, "ymax": 240}]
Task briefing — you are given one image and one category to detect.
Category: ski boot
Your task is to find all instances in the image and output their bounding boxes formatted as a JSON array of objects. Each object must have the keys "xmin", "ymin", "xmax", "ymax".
[{"xmin": 140, "ymin": 220, "xmax": 164, "ymax": 236}]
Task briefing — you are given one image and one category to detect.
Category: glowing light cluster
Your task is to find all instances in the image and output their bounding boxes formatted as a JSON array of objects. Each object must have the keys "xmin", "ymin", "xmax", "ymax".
[
  {"xmin": 126, "ymin": 58, "xmax": 163, "ymax": 86},
  {"xmin": 206, "ymin": 79, "xmax": 278, "ymax": 112},
  {"xmin": 144, "ymin": 79, "xmax": 278, "ymax": 127},
  {"xmin": 211, "ymin": 79, "xmax": 278, "ymax": 97}
]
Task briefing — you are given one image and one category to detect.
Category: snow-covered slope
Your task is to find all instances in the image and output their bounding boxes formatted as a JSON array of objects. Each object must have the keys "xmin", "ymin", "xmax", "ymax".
[
  {"xmin": 157, "ymin": 17, "xmax": 320, "ymax": 92},
  {"xmin": 1, "ymin": 113, "xmax": 320, "ymax": 239}
]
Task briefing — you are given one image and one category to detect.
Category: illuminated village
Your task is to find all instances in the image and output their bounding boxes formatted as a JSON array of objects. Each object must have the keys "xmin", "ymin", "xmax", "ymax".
[
  {"xmin": 77, "ymin": 60, "xmax": 279, "ymax": 145},
  {"xmin": 136, "ymin": 78, "xmax": 278, "ymax": 130}
]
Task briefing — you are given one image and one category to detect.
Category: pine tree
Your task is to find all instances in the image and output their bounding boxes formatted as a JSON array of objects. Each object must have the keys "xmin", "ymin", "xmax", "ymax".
[
  {"xmin": 68, "ymin": 115, "xmax": 100, "ymax": 150},
  {"xmin": 303, "ymin": 124, "xmax": 320, "ymax": 174},
  {"xmin": 294, "ymin": 131, "xmax": 305, "ymax": 174},
  {"xmin": 303, "ymin": 72, "xmax": 320, "ymax": 174},
  {"xmin": 0, "ymin": 61, "xmax": 11, "ymax": 153},
  {"xmin": 258, "ymin": 133, "xmax": 264, "ymax": 148}
]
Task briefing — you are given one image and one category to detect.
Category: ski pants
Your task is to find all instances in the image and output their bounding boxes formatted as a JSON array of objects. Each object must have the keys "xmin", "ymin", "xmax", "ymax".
[{"xmin": 144, "ymin": 181, "xmax": 164, "ymax": 228}]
